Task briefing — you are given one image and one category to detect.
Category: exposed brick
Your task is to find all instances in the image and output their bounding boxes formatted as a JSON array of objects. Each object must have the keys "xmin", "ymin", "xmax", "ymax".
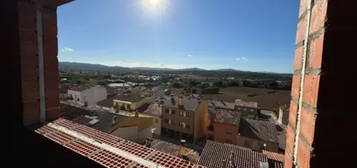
[
  {"xmin": 289, "ymin": 100, "xmax": 298, "ymax": 128},
  {"xmin": 297, "ymin": 140, "xmax": 311, "ymax": 168},
  {"xmin": 302, "ymin": 75, "xmax": 320, "ymax": 108},
  {"xmin": 310, "ymin": 0, "xmax": 328, "ymax": 34},
  {"xmin": 300, "ymin": 108, "xmax": 316, "ymax": 145},
  {"xmin": 294, "ymin": 46, "xmax": 304, "ymax": 70},
  {"xmin": 296, "ymin": 18, "xmax": 307, "ymax": 44},
  {"xmin": 291, "ymin": 75, "xmax": 301, "ymax": 98},
  {"xmin": 308, "ymin": 34, "xmax": 325, "ymax": 69},
  {"xmin": 285, "ymin": 125, "xmax": 295, "ymax": 156},
  {"xmin": 284, "ymin": 155, "xmax": 294, "ymax": 168}
]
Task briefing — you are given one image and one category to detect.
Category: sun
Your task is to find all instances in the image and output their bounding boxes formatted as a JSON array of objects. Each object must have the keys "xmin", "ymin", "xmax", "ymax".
[{"xmin": 141, "ymin": 0, "xmax": 168, "ymax": 13}]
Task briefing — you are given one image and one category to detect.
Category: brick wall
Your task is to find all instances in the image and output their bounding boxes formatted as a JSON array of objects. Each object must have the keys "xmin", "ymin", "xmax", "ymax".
[
  {"xmin": 286, "ymin": 0, "xmax": 357, "ymax": 167},
  {"xmin": 17, "ymin": 0, "xmax": 61, "ymax": 125}
]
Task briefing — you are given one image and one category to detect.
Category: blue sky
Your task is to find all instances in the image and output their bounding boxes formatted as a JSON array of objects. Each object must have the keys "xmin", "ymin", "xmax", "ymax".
[{"xmin": 58, "ymin": 0, "xmax": 299, "ymax": 73}]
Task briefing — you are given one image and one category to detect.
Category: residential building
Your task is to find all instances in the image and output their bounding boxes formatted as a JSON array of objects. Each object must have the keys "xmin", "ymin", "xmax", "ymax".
[
  {"xmin": 161, "ymin": 95, "xmax": 208, "ymax": 143},
  {"xmin": 60, "ymin": 104, "xmax": 154, "ymax": 144},
  {"xmin": 198, "ymin": 140, "xmax": 269, "ymax": 168},
  {"xmin": 110, "ymin": 117, "xmax": 154, "ymax": 143},
  {"xmin": 113, "ymin": 90, "xmax": 153, "ymax": 112},
  {"xmin": 140, "ymin": 102, "xmax": 162, "ymax": 135},
  {"xmin": 236, "ymin": 118, "xmax": 280, "ymax": 152},
  {"xmin": 207, "ymin": 104, "xmax": 241, "ymax": 144},
  {"xmin": 235, "ymin": 99, "xmax": 259, "ymax": 119},
  {"xmin": 67, "ymin": 85, "xmax": 107, "ymax": 107}
]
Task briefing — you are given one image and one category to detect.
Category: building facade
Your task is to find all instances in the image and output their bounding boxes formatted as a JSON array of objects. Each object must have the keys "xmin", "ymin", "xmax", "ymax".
[
  {"xmin": 67, "ymin": 85, "xmax": 107, "ymax": 107},
  {"xmin": 161, "ymin": 95, "xmax": 208, "ymax": 143}
]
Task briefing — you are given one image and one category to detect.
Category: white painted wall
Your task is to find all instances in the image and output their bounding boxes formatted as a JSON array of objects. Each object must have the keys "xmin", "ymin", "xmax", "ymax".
[{"xmin": 68, "ymin": 85, "xmax": 107, "ymax": 107}]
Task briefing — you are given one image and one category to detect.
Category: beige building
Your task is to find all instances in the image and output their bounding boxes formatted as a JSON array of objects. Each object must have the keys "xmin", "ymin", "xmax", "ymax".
[
  {"xmin": 60, "ymin": 104, "xmax": 154, "ymax": 144},
  {"xmin": 109, "ymin": 117, "xmax": 154, "ymax": 144},
  {"xmin": 113, "ymin": 92, "xmax": 153, "ymax": 112},
  {"xmin": 161, "ymin": 95, "xmax": 208, "ymax": 143}
]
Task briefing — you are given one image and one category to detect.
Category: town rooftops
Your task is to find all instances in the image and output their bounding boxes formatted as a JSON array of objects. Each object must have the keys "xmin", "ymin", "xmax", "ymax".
[
  {"xmin": 239, "ymin": 118, "xmax": 279, "ymax": 143},
  {"xmin": 162, "ymin": 95, "xmax": 200, "ymax": 111},
  {"xmin": 68, "ymin": 84, "xmax": 96, "ymax": 92},
  {"xmin": 198, "ymin": 141, "xmax": 268, "ymax": 168},
  {"xmin": 262, "ymin": 150, "xmax": 284, "ymax": 168},
  {"xmin": 208, "ymin": 100, "xmax": 235, "ymax": 110},
  {"xmin": 208, "ymin": 107, "xmax": 241, "ymax": 126},
  {"xmin": 150, "ymin": 139, "xmax": 200, "ymax": 163},
  {"xmin": 60, "ymin": 104, "xmax": 126, "ymax": 132},
  {"xmin": 35, "ymin": 118, "xmax": 206, "ymax": 168},
  {"xmin": 114, "ymin": 92, "xmax": 146, "ymax": 102},
  {"xmin": 235, "ymin": 99, "xmax": 258, "ymax": 108},
  {"xmin": 97, "ymin": 97, "xmax": 114, "ymax": 108}
]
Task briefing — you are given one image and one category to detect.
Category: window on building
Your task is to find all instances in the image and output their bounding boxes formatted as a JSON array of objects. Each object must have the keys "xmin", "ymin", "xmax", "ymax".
[{"xmin": 179, "ymin": 122, "xmax": 187, "ymax": 128}]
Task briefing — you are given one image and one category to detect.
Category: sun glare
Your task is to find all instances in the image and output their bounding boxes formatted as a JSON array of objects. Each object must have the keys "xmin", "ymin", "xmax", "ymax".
[{"xmin": 141, "ymin": 0, "xmax": 168, "ymax": 13}]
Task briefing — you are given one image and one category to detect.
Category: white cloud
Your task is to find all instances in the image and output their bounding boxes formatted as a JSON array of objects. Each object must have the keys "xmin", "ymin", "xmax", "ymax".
[
  {"xmin": 60, "ymin": 47, "xmax": 74, "ymax": 53},
  {"xmin": 187, "ymin": 54, "xmax": 193, "ymax": 57},
  {"xmin": 235, "ymin": 57, "xmax": 248, "ymax": 62}
]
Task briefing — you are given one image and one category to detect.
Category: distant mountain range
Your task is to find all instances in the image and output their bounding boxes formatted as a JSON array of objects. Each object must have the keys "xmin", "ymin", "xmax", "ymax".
[{"xmin": 59, "ymin": 62, "xmax": 291, "ymax": 75}]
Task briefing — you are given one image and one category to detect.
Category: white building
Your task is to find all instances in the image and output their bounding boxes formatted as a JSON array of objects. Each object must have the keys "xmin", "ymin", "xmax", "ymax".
[{"xmin": 68, "ymin": 85, "xmax": 107, "ymax": 107}]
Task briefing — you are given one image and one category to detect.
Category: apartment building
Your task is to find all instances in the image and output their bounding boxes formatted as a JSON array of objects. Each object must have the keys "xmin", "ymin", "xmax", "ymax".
[
  {"xmin": 67, "ymin": 85, "xmax": 107, "ymax": 107},
  {"xmin": 161, "ymin": 95, "xmax": 208, "ymax": 143},
  {"xmin": 235, "ymin": 99, "xmax": 259, "ymax": 119},
  {"xmin": 113, "ymin": 91, "xmax": 153, "ymax": 112},
  {"xmin": 207, "ymin": 102, "xmax": 242, "ymax": 144}
]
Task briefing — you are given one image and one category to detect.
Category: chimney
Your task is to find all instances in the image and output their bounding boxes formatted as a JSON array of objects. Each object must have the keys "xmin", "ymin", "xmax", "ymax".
[
  {"xmin": 178, "ymin": 95, "xmax": 184, "ymax": 109},
  {"xmin": 179, "ymin": 139, "xmax": 186, "ymax": 158},
  {"xmin": 178, "ymin": 96, "xmax": 183, "ymax": 104},
  {"xmin": 112, "ymin": 116, "xmax": 117, "ymax": 125}
]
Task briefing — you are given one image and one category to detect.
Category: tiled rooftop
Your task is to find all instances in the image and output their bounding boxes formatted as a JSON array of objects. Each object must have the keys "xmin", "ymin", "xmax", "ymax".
[
  {"xmin": 115, "ymin": 92, "xmax": 146, "ymax": 102},
  {"xmin": 235, "ymin": 99, "xmax": 258, "ymax": 108},
  {"xmin": 68, "ymin": 84, "xmax": 96, "ymax": 92},
  {"xmin": 162, "ymin": 95, "xmax": 200, "ymax": 111},
  {"xmin": 198, "ymin": 141, "xmax": 268, "ymax": 168},
  {"xmin": 208, "ymin": 107, "xmax": 241, "ymax": 126},
  {"xmin": 97, "ymin": 97, "xmax": 114, "ymax": 108},
  {"xmin": 35, "ymin": 118, "xmax": 206, "ymax": 168},
  {"xmin": 208, "ymin": 100, "xmax": 235, "ymax": 110},
  {"xmin": 239, "ymin": 119, "xmax": 279, "ymax": 143},
  {"xmin": 262, "ymin": 150, "xmax": 284, "ymax": 168},
  {"xmin": 60, "ymin": 104, "xmax": 127, "ymax": 132},
  {"xmin": 150, "ymin": 139, "xmax": 200, "ymax": 163}
]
